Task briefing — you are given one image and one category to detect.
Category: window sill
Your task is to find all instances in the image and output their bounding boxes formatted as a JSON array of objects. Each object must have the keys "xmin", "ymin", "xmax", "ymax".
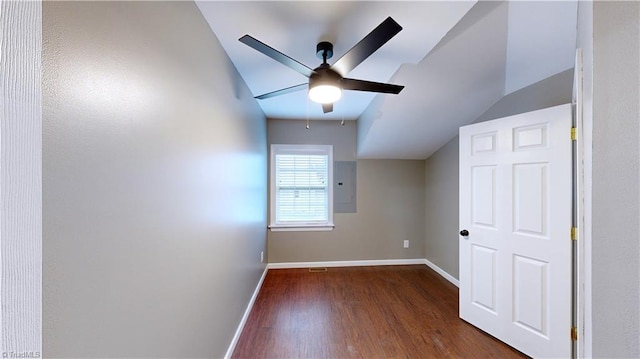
[{"xmin": 269, "ymin": 224, "xmax": 335, "ymax": 232}]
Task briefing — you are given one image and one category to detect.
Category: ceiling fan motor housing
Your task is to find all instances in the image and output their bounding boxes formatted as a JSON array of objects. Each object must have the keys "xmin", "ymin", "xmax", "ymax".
[{"xmin": 309, "ymin": 64, "xmax": 342, "ymax": 89}]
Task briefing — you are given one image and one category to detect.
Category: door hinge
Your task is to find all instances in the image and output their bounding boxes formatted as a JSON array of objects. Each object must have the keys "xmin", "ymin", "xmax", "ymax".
[
  {"xmin": 571, "ymin": 127, "xmax": 577, "ymax": 141},
  {"xmin": 571, "ymin": 227, "xmax": 578, "ymax": 241},
  {"xmin": 571, "ymin": 326, "xmax": 578, "ymax": 341}
]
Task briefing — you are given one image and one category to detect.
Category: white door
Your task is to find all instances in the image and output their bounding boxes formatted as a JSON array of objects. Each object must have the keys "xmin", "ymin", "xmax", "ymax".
[{"xmin": 459, "ymin": 104, "xmax": 572, "ymax": 358}]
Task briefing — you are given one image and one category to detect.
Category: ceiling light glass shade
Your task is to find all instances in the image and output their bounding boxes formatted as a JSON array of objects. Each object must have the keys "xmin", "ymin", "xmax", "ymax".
[{"xmin": 308, "ymin": 84, "xmax": 342, "ymax": 104}]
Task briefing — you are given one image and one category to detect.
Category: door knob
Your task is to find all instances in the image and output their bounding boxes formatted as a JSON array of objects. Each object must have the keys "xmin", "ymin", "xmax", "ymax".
[{"xmin": 460, "ymin": 229, "xmax": 469, "ymax": 236}]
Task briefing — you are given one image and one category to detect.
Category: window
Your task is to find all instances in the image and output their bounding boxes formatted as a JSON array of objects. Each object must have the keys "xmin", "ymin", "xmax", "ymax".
[{"xmin": 270, "ymin": 144, "xmax": 334, "ymax": 231}]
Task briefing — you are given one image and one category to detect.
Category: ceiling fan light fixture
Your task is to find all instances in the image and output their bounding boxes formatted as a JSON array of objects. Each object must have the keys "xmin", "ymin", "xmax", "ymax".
[
  {"xmin": 239, "ymin": 17, "xmax": 404, "ymax": 113},
  {"xmin": 308, "ymin": 64, "xmax": 343, "ymax": 104},
  {"xmin": 308, "ymin": 83, "xmax": 342, "ymax": 104}
]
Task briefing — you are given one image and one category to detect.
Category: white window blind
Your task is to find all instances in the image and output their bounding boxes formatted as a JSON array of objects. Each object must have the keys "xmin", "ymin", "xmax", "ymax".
[{"xmin": 270, "ymin": 145, "xmax": 333, "ymax": 230}]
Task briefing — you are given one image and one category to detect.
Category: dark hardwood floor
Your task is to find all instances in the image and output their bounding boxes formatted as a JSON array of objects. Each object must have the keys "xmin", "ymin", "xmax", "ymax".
[{"xmin": 232, "ymin": 265, "xmax": 527, "ymax": 359}]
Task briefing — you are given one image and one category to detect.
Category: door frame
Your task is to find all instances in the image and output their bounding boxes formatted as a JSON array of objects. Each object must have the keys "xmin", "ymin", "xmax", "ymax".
[{"xmin": 574, "ymin": 48, "xmax": 592, "ymax": 358}]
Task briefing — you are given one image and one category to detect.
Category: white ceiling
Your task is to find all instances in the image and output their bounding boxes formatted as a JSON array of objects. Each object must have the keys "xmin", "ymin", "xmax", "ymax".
[{"xmin": 196, "ymin": 1, "xmax": 578, "ymax": 159}]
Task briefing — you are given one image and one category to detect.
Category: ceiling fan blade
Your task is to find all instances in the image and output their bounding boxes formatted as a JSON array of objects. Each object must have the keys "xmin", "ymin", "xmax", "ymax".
[
  {"xmin": 239, "ymin": 35, "xmax": 315, "ymax": 78},
  {"xmin": 255, "ymin": 83, "xmax": 308, "ymax": 100},
  {"xmin": 322, "ymin": 103, "xmax": 333, "ymax": 114},
  {"xmin": 342, "ymin": 78, "xmax": 404, "ymax": 94},
  {"xmin": 332, "ymin": 17, "xmax": 402, "ymax": 75}
]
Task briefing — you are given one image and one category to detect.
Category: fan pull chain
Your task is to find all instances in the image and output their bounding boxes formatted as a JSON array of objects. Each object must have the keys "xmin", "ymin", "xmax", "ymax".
[
  {"xmin": 341, "ymin": 97, "xmax": 345, "ymax": 126},
  {"xmin": 306, "ymin": 95, "xmax": 310, "ymax": 129}
]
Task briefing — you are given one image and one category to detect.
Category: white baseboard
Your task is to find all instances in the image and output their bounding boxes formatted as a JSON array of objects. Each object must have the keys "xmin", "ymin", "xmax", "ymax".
[
  {"xmin": 267, "ymin": 258, "xmax": 426, "ymax": 269},
  {"xmin": 268, "ymin": 259, "xmax": 459, "ymax": 287},
  {"xmin": 224, "ymin": 266, "xmax": 269, "ymax": 359},
  {"xmin": 423, "ymin": 258, "xmax": 459, "ymax": 287}
]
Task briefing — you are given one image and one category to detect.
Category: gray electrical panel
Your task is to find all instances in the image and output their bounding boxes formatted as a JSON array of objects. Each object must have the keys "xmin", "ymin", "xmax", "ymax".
[{"xmin": 334, "ymin": 161, "xmax": 357, "ymax": 213}]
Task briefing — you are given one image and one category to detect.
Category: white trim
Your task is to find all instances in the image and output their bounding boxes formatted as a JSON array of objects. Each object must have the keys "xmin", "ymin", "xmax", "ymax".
[
  {"xmin": 267, "ymin": 259, "xmax": 460, "ymax": 288},
  {"xmin": 224, "ymin": 266, "xmax": 269, "ymax": 359},
  {"xmin": 269, "ymin": 144, "xmax": 334, "ymax": 228},
  {"xmin": 423, "ymin": 259, "xmax": 459, "ymax": 287},
  {"xmin": 269, "ymin": 224, "xmax": 334, "ymax": 232},
  {"xmin": 574, "ymin": 47, "xmax": 589, "ymax": 359},
  {"xmin": 267, "ymin": 258, "xmax": 426, "ymax": 269},
  {"xmin": 576, "ymin": 4, "xmax": 594, "ymax": 355}
]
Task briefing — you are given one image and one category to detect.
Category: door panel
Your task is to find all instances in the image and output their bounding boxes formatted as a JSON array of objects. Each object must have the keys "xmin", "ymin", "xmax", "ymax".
[
  {"xmin": 513, "ymin": 255, "xmax": 548, "ymax": 336},
  {"xmin": 513, "ymin": 163, "xmax": 548, "ymax": 236},
  {"xmin": 472, "ymin": 166, "xmax": 497, "ymax": 228},
  {"xmin": 471, "ymin": 244, "xmax": 498, "ymax": 313},
  {"xmin": 459, "ymin": 104, "xmax": 572, "ymax": 358},
  {"xmin": 514, "ymin": 123, "xmax": 548, "ymax": 150},
  {"xmin": 472, "ymin": 131, "xmax": 498, "ymax": 154}
]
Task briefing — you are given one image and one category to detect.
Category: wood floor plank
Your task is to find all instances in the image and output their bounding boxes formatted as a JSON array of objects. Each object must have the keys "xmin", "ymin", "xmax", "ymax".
[{"xmin": 232, "ymin": 265, "xmax": 528, "ymax": 359}]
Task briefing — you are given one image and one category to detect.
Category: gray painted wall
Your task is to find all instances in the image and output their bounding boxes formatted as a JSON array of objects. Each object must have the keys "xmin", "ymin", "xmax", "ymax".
[
  {"xmin": 475, "ymin": 69, "xmax": 574, "ymax": 124},
  {"xmin": 424, "ymin": 137, "xmax": 459, "ymax": 278},
  {"xmin": 591, "ymin": 2, "xmax": 640, "ymax": 357},
  {"xmin": 423, "ymin": 69, "xmax": 574, "ymax": 280},
  {"xmin": 267, "ymin": 120, "xmax": 425, "ymax": 263},
  {"xmin": 42, "ymin": 2, "xmax": 267, "ymax": 358}
]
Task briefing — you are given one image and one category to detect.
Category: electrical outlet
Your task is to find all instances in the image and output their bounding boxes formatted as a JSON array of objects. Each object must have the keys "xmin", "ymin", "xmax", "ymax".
[
  {"xmin": 260, "ymin": 251, "xmax": 264, "ymax": 263},
  {"xmin": 403, "ymin": 240, "xmax": 409, "ymax": 248}
]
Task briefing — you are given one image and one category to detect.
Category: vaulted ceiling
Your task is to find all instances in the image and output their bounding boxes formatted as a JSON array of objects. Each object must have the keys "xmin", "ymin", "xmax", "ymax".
[{"xmin": 196, "ymin": 1, "xmax": 578, "ymax": 159}]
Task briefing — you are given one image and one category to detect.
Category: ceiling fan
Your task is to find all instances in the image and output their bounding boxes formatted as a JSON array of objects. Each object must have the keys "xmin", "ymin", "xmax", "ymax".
[{"xmin": 239, "ymin": 17, "xmax": 405, "ymax": 114}]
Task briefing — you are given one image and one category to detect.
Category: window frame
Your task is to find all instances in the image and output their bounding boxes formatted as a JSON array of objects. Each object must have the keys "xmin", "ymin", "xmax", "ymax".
[{"xmin": 269, "ymin": 144, "xmax": 334, "ymax": 231}]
